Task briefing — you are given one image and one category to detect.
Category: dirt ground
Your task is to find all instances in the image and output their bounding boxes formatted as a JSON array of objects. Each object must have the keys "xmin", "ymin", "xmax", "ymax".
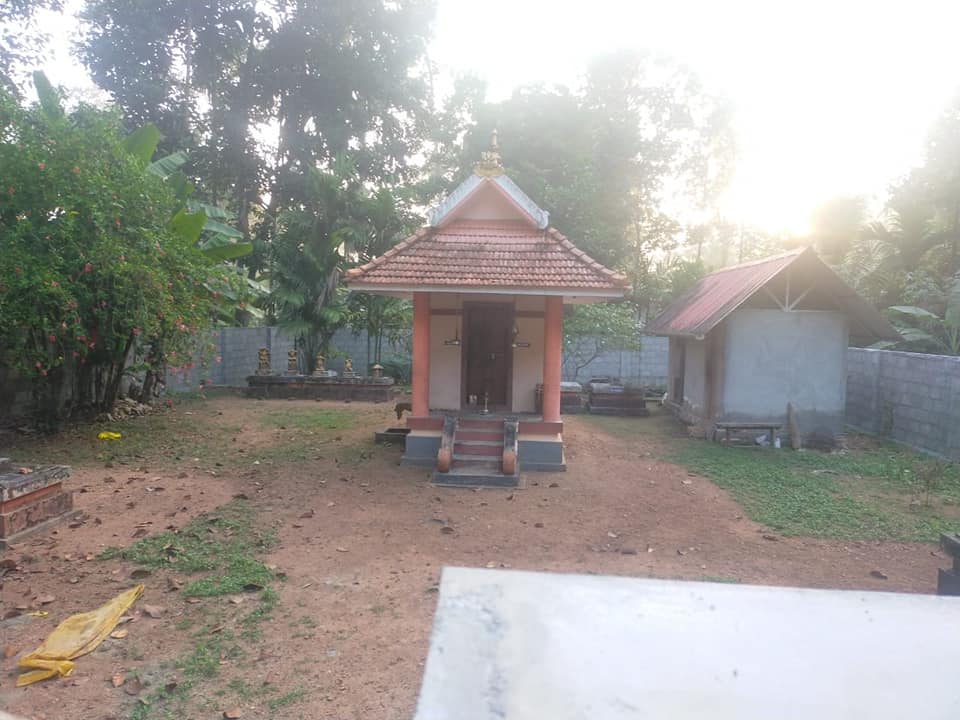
[{"xmin": 0, "ymin": 396, "xmax": 949, "ymax": 719}]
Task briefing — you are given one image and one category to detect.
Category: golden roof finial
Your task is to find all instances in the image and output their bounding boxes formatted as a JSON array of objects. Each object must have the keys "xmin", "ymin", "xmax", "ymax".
[{"xmin": 473, "ymin": 128, "xmax": 504, "ymax": 177}]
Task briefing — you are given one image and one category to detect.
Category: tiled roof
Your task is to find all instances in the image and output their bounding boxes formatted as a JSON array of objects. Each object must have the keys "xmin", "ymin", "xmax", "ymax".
[
  {"xmin": 345, "ymin": 220, "xmax": 627, "ymax": 294},
  {"xmin": 648, "ymin": 246, "xmax": 900, "ymax": 341}
]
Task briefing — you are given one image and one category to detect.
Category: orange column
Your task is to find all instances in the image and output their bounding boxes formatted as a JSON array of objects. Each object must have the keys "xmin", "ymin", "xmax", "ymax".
[
  {"xmin": 411, "ymin": 292, "xmax": 431, "ymax": 418},
  {"xmin": 542, "ymin": 295, "xmax": 563, "ymax": 423}
]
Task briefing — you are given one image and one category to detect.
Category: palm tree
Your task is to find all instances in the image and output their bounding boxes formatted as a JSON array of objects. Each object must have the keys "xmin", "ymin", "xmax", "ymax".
[
  {"xmin": 844, "ymin": 197, "xmax": 940, "ymax": 308},
  {"xmin": 262, "ymin": 168, "xmax": 352, "ymax": 373}
]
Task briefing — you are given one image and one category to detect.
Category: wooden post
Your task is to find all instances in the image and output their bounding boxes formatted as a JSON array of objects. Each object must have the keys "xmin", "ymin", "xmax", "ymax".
[
  {"xmin": 412, "ymin": 292, "xmax": 431, "ymax": 418},
  {"xmin": 542, "ymin": 295, "xmax": 563, "ymax": 423}
]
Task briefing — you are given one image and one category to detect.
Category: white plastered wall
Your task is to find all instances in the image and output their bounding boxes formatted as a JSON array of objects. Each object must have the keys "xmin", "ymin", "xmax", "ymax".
[{"xmin": 426, "ymin": 293, "xmax": 546, "ymax": 412}]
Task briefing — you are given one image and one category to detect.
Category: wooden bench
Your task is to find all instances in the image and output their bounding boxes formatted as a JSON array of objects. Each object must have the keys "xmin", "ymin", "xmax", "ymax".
[{"xmin": 713, "ymin": 421, "xmax": 782, "ymax": 446}]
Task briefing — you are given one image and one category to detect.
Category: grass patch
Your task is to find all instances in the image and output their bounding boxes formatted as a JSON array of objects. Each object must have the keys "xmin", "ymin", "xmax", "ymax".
[
  {"xmin": 258, "ymin": 406, "xmax": 355, "ymax": 430},
  {"xmin": 100, "ymin": 499, "xmax": 277, "ymax": 593},
  {"xmin": 4, "ymin": 395, "xmax": 238, "ymax": 469},
  {"xmin": 110, "ymin": 499, "xmax": 286, "ymax": 719},
  {"xmin": 241, "ymin": 587, "xmax": 279, "ymax": 640},
  {"xmin": 268, "ymin": 686, "xmax": 307, "ymax": 711},
  {"xmin": 585, "ymin": 411, "xmax": 960, "ymax": 542}
]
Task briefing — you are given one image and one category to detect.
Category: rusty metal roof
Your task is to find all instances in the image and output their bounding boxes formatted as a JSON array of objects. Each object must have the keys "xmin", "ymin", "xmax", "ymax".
[{"xmin": 648, "ymin": 247, "xmax": 900, "ymax": 341}]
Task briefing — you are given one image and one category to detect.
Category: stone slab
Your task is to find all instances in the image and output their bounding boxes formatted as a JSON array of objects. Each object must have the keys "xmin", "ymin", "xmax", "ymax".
[
  {"xmin": 0, "ymin": 464, "xmax": 70, "ymax": 502},
  {"xmin": 414, "ymin": 567, "xmax": 960, "ymax": 720}
]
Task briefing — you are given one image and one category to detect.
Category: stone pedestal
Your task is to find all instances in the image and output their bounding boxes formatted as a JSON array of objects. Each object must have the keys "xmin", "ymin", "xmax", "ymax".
[{"xmin": 0, "ymin": 458, "xmax": 77, "ymax": 548}]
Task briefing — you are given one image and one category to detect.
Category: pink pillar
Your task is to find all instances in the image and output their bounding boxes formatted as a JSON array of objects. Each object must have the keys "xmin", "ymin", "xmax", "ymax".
[
  {"xmin": 542, "ymin": 295, "xmax": 563, "ymax": 423},
  {"xmin": 412, "ymin": 292, "xmax": 431, "ymax": 418}
]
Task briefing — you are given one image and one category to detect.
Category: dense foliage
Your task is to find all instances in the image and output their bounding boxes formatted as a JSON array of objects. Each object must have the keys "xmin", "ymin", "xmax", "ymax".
[
  {"xmin": 422, "ymin": 52, "xmax": 736, "ymax": 318},
  {"xmin": 0, "ymin": 75, "xmax": 236, "ymax": 425},
  {"xmin": 797, "ymin": 96, "xmax": 960, "ymax": 353},
  {"xmin": 76, "ymin": 0, "xmax": 434, "ymax": 269}
]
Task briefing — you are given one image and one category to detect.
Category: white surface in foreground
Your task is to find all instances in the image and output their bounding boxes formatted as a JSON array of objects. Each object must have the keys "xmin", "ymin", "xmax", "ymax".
[{"xmin": 414, "ymin": 568, "xmax": 960, "ymax": 719}]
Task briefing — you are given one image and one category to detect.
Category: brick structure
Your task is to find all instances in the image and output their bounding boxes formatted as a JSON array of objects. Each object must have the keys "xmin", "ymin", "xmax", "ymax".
[{"xmin": 0, "ymin": 458, "xmax": 77, "ymax": 547}]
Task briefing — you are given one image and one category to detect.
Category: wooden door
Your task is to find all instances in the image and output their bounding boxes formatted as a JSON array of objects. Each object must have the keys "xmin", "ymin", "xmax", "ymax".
[{"xmin": 463, "ymin": 303, "xmax": 513, "ymax": 409}]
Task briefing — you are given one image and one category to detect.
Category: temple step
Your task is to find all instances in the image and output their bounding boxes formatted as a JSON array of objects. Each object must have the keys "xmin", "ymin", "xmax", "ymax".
[
  {"xmin": 457, "ymin": 418, "xmax": 505, "ymax": 431},
  {"xmin": 453, "ymin": 440, "xmax": 502, "ymax": 456},
  {"xmin": 432, "ymin": 418, "xmax": 519, "ymax": 487},
  {"xmin": 455, "ymin": 430, "xmax": 502, "ymax": 442},
  {"xmin": 433, "ymin": 466, "xmax": 520, "ymax": 488}
]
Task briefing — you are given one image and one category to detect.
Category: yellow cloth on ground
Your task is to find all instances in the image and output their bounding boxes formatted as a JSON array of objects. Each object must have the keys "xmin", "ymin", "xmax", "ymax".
[{"xmin": 16, "ymin": 584, "xmax": 144, "ymax": 686}]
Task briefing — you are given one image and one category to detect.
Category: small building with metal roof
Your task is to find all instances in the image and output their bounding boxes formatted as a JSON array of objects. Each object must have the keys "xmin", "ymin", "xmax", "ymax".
[{"xmin": 648, "ymin": 247, "xmax": 899, "ymax": 442}]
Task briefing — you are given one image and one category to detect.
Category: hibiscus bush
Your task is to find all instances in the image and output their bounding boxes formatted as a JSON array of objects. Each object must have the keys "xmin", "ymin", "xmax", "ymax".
[{"xmin": 0, "ymin": 76, "xmax": 234, "ymax": 426}]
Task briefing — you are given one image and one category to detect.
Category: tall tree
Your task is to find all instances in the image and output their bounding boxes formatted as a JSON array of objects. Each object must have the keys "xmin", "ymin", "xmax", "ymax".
[
  {"xmin": 422, "ymin": 50, "xmax": 736, "ymax": 316},
  {"xmin": 78, "ymin": 0, "xmax": 435, "ymax": 271}
]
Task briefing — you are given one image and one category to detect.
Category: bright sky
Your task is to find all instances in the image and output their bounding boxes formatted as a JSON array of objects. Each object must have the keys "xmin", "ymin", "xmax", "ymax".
[
  {"xmin": 431, "ymin": 0, "xmax": 960, "ymax": 235},
  {"xmin": 36, "ymin": 0, "xmax": 960, "ymax": 236}
]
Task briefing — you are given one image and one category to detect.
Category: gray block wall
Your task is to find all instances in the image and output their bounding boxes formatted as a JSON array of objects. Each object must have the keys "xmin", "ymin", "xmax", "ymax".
[
  {"xmin": 165, "ymin": 328, "xmax": 670, "ymax": 393},
  {"xmin": 165, "ymin": 327, "xmax": 407, "ymax": 392},
  {"xmin": 562, "ymin": 335, "xmax": 669, "ymax": 388},
  {"xmin": 846, "ymin": 348, "xmax": 960, "ymax": 458}
]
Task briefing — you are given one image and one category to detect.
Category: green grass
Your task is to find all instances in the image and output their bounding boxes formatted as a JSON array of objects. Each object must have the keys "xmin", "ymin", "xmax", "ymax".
[
  {"xmin": 100, "ymin": 499, "xmax": 277, "ymax": 594},
  {"xmin": 6, "ymin": 393, "xmax": 369, "ymax": 471},
  {"xmin": 257, "ymin": 406, "xmax": 355, "ymax": 430},
  {"xmin": 585, "ymin": 411, "xmax": 960, "ymax": 542},
  {"xmin": 110, "ymin": 499, "xmax": 289, "ymax": 719},
  {"xmin": 5, "ymin": 395, "xmax": 237, "ymax": 468},
  {"xmin": 268, "ymin": 686, "xmax": 307, "ymax": 711}
]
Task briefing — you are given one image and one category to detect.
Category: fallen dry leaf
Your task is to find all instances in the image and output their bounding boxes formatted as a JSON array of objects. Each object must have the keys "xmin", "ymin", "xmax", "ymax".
[
  {"xmin": 223, "ymin": 707, "xmax": 243, "ymax": 719},
  {"xmin": 228, "ymin": 596, "xmax": 245, "ymax": 605},
  {"xmin": 37, "ymin": 594, "xmax": 55, "ymax": 605},
  {"xmin": 124, "ymin": 676, "xmax": 143, "ymax": 696},
  {"xmin": 111, "ymin": 672, "xmax": 125, "ymax": 688},
  {"xmin": 142, "ymin": 604, "xmax": 165, "ymax": 619},
  {"xmin": 4, "ymin": 645, "xmax": 18, "ymax": 659},
  {"xmin": 109, "ymin": 628, "xmax": 129, "ymax": 639},
  {"xmin": 335, "ymin": 547, "xmax": 348, "ymax": 553}
]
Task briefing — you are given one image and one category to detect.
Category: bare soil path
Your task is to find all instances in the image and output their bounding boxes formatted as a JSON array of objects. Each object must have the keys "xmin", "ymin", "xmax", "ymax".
[{"xmin": 1, "ymin": 395, "xmax": 948, "ymax": 719}]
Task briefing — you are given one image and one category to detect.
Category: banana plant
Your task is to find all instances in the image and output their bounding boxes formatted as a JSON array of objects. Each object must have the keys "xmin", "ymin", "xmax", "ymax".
[
  {"xmin": 881, "ymin": 277, "xmax": 960, "ymax": 355},
  {"xmin": 122, "ymin": 125, "xmax": 253, "ymax": 261}
]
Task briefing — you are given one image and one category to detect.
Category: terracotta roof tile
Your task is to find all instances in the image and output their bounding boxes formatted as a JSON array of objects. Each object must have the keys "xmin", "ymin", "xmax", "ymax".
[{"xmin": 345, "ymin": 220, "xmax": 627, "ymax": 293}]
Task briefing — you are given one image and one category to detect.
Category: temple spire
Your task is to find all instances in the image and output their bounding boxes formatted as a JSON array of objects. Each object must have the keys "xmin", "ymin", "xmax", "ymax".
[{"xmin": 473, "ymin": 129, "xmax": 504, "ymax": 177}]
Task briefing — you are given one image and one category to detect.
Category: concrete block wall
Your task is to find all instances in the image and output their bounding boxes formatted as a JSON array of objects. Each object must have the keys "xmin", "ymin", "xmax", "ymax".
[
  {"xmin": 165, "ymin": 327, "xmax": 407, "ymax": 392},
  {"xmin": 562, "ymin": 335, "xmax": 669, "ymax": 388},
  {"xmin": 846, "ymin": 348, "xmax": 960, "ymax": 458}
]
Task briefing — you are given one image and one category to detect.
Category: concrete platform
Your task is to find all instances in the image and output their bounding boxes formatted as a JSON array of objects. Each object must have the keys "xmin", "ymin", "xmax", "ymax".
[{"xmin": 414, "ymin": 567, "xmax": 960, "ymax": 720}]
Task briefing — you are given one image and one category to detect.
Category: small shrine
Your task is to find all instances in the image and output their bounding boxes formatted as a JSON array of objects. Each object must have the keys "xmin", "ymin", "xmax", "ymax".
[{"xmin": 346, "ymin": 133, "xmax": 626, "ymax": 483}]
